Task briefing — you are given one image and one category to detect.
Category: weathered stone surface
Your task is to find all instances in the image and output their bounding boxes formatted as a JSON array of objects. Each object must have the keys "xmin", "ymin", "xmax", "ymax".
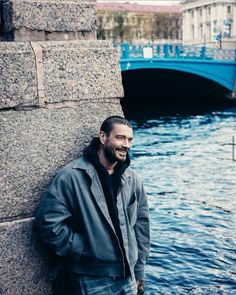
[
  {"xmin": 0, "ymin": 100, "xmax": 123, "ymax": 219},
  {"xmin": 40, "ymin": 41, "xmax": 123, "ymax": 105},
  {"xmin": 0, "ymin": 41, "xmax": 124, "ymax": 109},
  {"xmin": 0, "ymin": 218, "xmax": 52, "ymax": 295},
  {"xmin": 0, "ymin": 42, "xmax": 38, "ymax": 109},
  {"xmin": 0, "ymin": 0, "xmax": 97, "ymax": 41},
  {"xmin": 13, "ymin": 29, "xmax": 96, "ymax": 42},
  {"xmin": 0, "ymin": 0, "xmax": 125, "ymax": 294}
]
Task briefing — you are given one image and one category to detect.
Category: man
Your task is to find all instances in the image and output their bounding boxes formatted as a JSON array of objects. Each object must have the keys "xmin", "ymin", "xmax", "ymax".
[{"xmin": 35, "ymin": 116, "xmax": 150, "ymax": 295}]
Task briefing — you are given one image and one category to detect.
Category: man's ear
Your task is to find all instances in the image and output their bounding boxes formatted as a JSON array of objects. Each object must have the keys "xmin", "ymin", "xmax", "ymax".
[{"xmin": 99, "ymin": 131, "xmax": 106, "ymax": 144}]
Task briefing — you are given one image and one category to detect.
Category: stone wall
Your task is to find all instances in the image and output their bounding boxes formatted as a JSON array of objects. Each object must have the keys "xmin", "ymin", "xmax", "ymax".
[{"xmin": 0, "ymin": 1, "xmax": 124, "ymax": 294}]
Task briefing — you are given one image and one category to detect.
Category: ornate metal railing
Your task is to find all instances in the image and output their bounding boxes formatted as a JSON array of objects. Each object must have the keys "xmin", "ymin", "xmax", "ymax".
[{"xmin": 116, "ymin": 43, "xmax": 236, "ymax": 62}]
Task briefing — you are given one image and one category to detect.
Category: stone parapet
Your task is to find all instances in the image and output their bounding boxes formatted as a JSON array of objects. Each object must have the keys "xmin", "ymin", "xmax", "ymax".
[
  {"xmin": 0, "ymin": 40, "xmax": 123, "ymax": 109},
  {"xmin": 0, "ymin": 1, "xmax": 125, "ymax": 294},
  {"xmin": 0, "ymin": 39, "xmax": 124, "ymax": 293},
  {"xmin": 0, "ymin": 0, "xmax": 97, "ymax": 41}
]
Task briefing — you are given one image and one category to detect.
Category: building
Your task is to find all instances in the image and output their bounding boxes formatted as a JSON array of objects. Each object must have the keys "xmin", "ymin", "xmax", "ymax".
[
  {"xmin": 96, "ymin": 2, "xmax": 182, "ymax": 44},
  {"xmin": 182, "ymin": 0, "xmax": 236, "ymax": 49}
]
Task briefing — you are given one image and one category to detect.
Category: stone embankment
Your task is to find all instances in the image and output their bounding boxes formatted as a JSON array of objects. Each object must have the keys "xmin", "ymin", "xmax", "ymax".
[{"xmin": 0, "ymin": 1, "xmax": 124, "ymax": 294}]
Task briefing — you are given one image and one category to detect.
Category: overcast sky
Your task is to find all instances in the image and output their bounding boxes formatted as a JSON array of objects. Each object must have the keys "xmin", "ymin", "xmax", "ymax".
[{"xmin": 97, "ymin": 1, "xmax": 181, "ymax": 5}]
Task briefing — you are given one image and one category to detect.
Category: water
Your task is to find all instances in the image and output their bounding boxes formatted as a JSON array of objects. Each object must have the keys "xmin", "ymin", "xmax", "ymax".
[{"xmin": 129, "ymin": 107, "xmax": 236, "ymax": 294}]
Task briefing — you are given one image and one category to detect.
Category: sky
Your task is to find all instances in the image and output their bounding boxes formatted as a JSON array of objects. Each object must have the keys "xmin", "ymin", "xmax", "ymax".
[{"xmin": 97, "ymin": 1, "xmax": 181, "ymax": 5}]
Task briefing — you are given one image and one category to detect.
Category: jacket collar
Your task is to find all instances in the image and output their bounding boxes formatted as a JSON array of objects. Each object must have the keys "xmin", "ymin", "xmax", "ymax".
[{"xmin": 72, "ymin": 156, "xmax": 132, "ymax": 180}]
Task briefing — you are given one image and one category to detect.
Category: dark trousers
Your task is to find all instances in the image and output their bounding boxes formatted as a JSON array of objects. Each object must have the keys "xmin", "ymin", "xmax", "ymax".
[{"xmin": 52, "ymin": 271, "xmax": 81, "ymax": 295}]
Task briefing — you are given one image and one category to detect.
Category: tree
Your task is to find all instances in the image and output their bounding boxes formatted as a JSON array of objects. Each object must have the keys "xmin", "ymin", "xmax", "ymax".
[
  {"xmin": 112, "ymin": 11, "xmax": 127, "ymax": 43},
  {"xmin": 96, "ymin": 15, "xmax": 106, "ymax": 40},
  {"xmin": 154, "ymin": 13, "xmax": 181, "ymax": 41}
]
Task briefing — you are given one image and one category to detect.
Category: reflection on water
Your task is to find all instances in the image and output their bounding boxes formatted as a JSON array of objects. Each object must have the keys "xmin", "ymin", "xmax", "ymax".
[{"xmin": 129, "ymin": 107, "xmax": 236, "ymax": 294}]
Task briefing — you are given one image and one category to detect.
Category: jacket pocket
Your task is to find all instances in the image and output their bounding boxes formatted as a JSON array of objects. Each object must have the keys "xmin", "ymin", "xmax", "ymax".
[
  {"xmin": 69, "ymin": 232, "xmax": 86, "ymax": 262},
  {"xmin": 127, "ymin": 197, "xmax": 138, "ymax": 227}
]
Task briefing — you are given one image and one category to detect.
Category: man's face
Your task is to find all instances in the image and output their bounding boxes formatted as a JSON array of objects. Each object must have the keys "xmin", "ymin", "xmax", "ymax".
[{"xmin": 100, "ymin": 124, "xmax": 133, "ymax": 164}]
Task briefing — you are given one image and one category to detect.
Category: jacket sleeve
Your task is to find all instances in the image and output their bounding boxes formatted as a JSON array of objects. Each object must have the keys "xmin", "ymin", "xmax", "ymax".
[
  {"xmin": 134, "ymin": 175, "xmax": 150, "ymax": 280},
  {"xmin": 35, "ymin": 174, "xmax": 85, "ymax": 259}
]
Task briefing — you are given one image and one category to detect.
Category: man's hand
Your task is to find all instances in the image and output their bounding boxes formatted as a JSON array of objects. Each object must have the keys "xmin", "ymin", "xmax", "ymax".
[{"xmin": 136, "ymin": 280, "xmax": 145, "ymax": 294}]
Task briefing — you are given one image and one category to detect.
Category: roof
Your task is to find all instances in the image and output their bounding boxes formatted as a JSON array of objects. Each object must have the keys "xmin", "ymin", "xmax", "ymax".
[{"xmin": 96, "ymin": 2, "xmax": 181, "ymax": 14}]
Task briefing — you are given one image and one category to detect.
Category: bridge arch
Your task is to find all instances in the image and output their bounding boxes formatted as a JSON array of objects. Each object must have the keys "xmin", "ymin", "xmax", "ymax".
[
  {"xmin": 120, "ymin": 67, "xmax": 234, "ymax": 116},
  {"xmin": 121, "ymin": 58, "xmax": 236, "ymax": 92}
]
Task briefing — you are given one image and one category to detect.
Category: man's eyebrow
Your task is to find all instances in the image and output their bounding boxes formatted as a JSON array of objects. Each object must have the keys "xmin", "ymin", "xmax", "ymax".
[{"xmin": 116, "ymin": 134, "xmax": 133, "ymax": 138}]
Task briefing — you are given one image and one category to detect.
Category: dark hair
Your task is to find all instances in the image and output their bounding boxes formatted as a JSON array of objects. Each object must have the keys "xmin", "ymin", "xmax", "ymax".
[{"xmin": 100, "ymin": 116, "xmax": 132, "ymax": 136}]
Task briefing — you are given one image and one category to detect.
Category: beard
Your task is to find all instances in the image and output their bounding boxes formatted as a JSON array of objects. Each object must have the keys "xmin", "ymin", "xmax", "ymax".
[{"xmin": 104, "ymin": 145, "xmax": 128, "ymax": 164}]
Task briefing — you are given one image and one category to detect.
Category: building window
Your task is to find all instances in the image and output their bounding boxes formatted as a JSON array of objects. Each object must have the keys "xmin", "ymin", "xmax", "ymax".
[
  {"xmin": 200, "ymin": 23, "xmax": 203, "ymax": 40},
  {"xmin": 228, "ymin": 23, "xmax": 231, "ymax": 37},
  {"xmin": 227, "ymin": 6, "xmax": 231, "ymax": 13},
  {"xmin": 199, "ymin": 9, "xmax": 202, "ymax": 17},
  {"xmin": 213, "ymin": 20, "xmax": 217, "ymax": 33},
  {"xmin": 208, "ymin": 7, "xmax": 211, "ymax": 15},
  {"xmin": 224, "ymin": 23, "xmax": 231, "ymax": 37}
]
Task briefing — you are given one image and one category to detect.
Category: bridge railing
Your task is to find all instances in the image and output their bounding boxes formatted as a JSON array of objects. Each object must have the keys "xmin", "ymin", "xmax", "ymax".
[{"xmin": 116, "ymin": 43, "xmax": 236, "ymax": 62}]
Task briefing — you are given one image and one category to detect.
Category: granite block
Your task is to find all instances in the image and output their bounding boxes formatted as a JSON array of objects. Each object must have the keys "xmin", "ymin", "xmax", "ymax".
[
  {"xmin": 0, "ymin": 101, "xmax": 123, "ymax": 219},
  {"xmin": 0, "ymin": 218, "xmax": 52, "ymax": 295},
  {"xmin": 0, "ymin": 42, "xmax": 38, "ymax": 109},
  {"xmin": 40, "ymin": 41, "xmax": 123, "ymax": 104},
  {"xmin": 1, "ymin": 0, "xmax": 97, "ymax": 41},
  {"xmin": 0, "ymin": 41, "xmax": 124, "ymax": 109}
]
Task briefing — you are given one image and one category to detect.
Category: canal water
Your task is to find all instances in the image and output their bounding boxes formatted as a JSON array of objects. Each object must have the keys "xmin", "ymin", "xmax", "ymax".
[{"xmin": 129, "ymin": 107, "xmax": 236, "ymax": 294}]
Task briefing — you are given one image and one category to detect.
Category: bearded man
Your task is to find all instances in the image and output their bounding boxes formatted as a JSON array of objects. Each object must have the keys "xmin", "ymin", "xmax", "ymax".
[{"xmin": 35, "ymin": 116, "xmax": 150, "ymax": 295}]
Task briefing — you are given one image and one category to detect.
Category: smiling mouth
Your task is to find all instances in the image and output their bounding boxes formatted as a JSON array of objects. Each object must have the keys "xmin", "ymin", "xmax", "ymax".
[{"xmin": 117, "ymin": 150, "xmax": 127, "ymax": 156}]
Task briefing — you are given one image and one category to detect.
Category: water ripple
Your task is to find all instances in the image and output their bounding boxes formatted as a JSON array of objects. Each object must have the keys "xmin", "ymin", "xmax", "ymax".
[{"xmin": 131, "ymin": 108, "xmax": 236, "ymax": 294}]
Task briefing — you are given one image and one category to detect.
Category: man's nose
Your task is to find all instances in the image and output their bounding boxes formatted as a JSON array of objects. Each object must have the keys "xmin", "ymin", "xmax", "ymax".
[{"xmin": 122, "ymin": 139, "xmax": 131, "ymax": 149}]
